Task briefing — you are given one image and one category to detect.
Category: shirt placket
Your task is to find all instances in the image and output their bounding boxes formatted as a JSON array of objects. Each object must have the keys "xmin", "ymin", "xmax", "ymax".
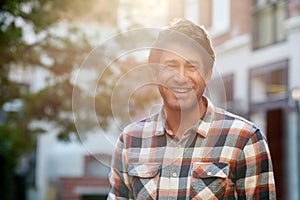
[{"xmin": 165, "ymin": 136, "xmax": 184, "ymax": 199}]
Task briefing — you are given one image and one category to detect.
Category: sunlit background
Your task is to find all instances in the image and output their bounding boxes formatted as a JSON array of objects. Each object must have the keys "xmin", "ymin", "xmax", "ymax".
[{"xmin": 1, "ymin": 0, "xmax": 300, "ymax": 199}]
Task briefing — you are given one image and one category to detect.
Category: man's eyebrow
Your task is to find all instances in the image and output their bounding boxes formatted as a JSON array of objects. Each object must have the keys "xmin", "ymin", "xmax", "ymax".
[
  {"xmin": 162, "ymin": 58, "xmax": 179, "ymax": 64},
  {"xmin": 162, "ymin": 58, "xmax": 202, "ymax": 66},
  {"xmin": 186, "ymin": 60, "xmax": 201, "ymax": 66}
]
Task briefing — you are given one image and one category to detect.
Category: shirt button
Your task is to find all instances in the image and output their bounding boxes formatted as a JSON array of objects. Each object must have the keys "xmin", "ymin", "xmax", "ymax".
[
  {"xmin": 172, "ymin": 172, "xmax": 177, "ymax": 177},
  {"xmin": 207, "ymin": 172, "xmax": 212, "ymax": 176}
]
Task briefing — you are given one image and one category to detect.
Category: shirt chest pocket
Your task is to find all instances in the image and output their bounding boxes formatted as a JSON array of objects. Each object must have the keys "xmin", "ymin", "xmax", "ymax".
[
  {"xmin": 128, "ymin": 162, "xmax": 161, "ymax": 200},
  {"xmin": 190, "ymin": 162, "xmax": 229, "ymax": 199}
]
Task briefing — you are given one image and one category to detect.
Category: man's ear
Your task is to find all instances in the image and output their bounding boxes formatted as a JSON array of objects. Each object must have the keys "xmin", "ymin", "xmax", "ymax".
[{"xmin": 204, "ymin": 68, "xmax": 212, "ymax": 83}]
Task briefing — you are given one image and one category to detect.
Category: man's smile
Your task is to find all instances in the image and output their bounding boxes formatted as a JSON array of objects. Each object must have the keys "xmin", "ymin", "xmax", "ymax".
[{"xmin": 169, "ymin": 87, "xmax": 193, "ymax": 94}]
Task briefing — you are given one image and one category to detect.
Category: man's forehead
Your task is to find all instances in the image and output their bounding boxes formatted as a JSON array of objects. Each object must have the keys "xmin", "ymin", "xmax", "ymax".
[
  {"xmin": 160, "ymin": 52, "xmax": 201, "ymax": 64},
  {"xmin": 158, "ymin": 44, "xmax": 204, "ymax": 63}
]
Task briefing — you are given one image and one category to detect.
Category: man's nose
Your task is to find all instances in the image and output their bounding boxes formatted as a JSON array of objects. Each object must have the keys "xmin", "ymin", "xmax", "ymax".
[{"xmin": 173, "ymin": 67, "xmax": 188, "ymax": 84}]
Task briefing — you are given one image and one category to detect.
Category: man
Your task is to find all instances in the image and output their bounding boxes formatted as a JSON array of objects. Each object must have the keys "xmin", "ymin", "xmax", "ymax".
[{"xmin": 108, "ymin": 18, "xmax": 276, "ymax": 199}]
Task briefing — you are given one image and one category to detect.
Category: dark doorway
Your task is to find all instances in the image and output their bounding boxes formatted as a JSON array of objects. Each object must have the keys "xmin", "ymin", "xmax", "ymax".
[
  {"xmin": 81, "ymin": 194, "xmax": 108, "ymax": 200},
  {"xmin": 267, "ymin": 109, "xmax": 284, "ymax": 199}
]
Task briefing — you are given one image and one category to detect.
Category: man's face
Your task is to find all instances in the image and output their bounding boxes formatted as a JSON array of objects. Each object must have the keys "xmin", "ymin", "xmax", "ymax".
[{"xmin": 154, "ymin": 43, "xmax": 212, "ymax": 112}]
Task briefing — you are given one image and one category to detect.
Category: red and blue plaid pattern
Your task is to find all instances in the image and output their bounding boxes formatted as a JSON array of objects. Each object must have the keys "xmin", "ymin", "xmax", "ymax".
[{"xmin": 108, "ymin": 97, "xmax": 276, "ymax": 199}]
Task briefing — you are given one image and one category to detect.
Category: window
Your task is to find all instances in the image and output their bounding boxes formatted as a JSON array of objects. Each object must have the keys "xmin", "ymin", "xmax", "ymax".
[
  {"xmin": 211, "ymin": 0, "xmax": 230, "ymax": 35},
  {"xmin": 250, "ymin": 60, "xmax": 288, "ymax": 103},
  {"xmin": 252, "ymin": 0, "xmax": 287, "ymax": 49}
]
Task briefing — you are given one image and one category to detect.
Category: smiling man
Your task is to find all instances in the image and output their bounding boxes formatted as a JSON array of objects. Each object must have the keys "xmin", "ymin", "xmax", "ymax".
[{"xmin": 108, "ymin": 18, "xmax": 276, "ymax": 199}]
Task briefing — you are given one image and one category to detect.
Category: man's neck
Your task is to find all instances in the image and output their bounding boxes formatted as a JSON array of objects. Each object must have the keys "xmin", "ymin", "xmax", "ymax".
[{"xmin": 164, "ymin": 97, "xmax": 207, "ymax": 138}]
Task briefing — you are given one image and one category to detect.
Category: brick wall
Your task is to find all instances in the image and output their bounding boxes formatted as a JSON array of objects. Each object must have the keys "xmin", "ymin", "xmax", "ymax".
[{"xmin": 59, "ymin": 177, "xmax": 109, "ymax": 200}]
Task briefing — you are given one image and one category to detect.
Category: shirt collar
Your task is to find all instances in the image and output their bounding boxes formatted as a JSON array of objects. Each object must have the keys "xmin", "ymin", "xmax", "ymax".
[
  {"xmin": 155, "ymin": 96, "xmax": 215, "ymax": 138},
  {"xmin": 192, "ymin": 96, "xmax": 215, "ymax": 138},
  {"xmin": 154, "ymin": 107, "xmax": 167, "ymax": 136}
]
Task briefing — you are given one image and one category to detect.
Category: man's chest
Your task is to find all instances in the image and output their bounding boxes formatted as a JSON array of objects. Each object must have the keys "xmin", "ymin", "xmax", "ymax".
[{"xmin": 125, "ymin": 134, "xmax": 239, "ymax": 199}]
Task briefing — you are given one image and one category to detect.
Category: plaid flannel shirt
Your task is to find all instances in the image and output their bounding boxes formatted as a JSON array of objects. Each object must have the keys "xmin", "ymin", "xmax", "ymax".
[{"xmin": 108, "ymin": 97, "xmax": 276, "ymax": 199}]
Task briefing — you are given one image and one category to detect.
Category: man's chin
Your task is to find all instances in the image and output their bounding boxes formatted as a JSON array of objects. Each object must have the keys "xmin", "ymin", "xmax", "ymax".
[{"xmin": 165, "ymin": 101, "xmax": 199, "ymax": 112}]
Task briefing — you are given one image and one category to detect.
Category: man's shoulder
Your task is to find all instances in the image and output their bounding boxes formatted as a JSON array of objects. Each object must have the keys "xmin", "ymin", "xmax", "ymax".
[
  {"xmin": 210, "ymin": 107, "xmax": 268, "ymax": 149},
  {"xmin": 213, "ymin": 106, "xmax": 261, "ymax": 135},
  {"xmin": 205, "ymin": 97, "xmax": 259, "ymax": 133}
]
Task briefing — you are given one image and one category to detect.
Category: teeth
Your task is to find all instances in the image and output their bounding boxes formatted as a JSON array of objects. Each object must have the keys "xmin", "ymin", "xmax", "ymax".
[{"xmin": 172, "ymin": 88, "xmax": 190, "ymax": 93}]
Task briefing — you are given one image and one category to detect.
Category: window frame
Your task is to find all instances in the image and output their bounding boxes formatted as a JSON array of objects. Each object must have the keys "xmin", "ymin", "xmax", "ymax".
[
  {"xmin": 252, "ymin": 0, "xmax": 287, "ymax": 49},
  {"xmin": 249, "ymin": 59, "xmax": 289, "ymax": 108}
]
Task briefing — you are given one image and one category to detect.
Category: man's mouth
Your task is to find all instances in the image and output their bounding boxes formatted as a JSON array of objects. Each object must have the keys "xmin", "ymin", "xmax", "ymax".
[{"xmin": 170, "ymin": 87, "xmax": 193, "ymax": 93}]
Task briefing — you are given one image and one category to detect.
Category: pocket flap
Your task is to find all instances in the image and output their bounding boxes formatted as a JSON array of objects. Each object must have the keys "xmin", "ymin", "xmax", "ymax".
[
  {"xmin": 192, "ymin": 162, "xmax": 229, "ymax": 178},
  {"xmin": 128, "ymin": 162, "xmax": 161, "ymax": 178}
]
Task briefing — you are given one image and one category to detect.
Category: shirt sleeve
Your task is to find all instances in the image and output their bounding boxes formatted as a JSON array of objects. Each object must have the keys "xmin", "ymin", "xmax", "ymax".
[
  {"xmin": 235, "ymin": 129, "xmax": 276, "ymax": 199},
  {"xmin": 107, "ymin": 134, "xmax": 133, "ymax": 200}
]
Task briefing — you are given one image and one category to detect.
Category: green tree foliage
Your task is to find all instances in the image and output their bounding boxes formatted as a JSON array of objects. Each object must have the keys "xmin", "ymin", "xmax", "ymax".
[{"xmin": 0, "ymin": 0, "xmax": 119, "ymax": 199}]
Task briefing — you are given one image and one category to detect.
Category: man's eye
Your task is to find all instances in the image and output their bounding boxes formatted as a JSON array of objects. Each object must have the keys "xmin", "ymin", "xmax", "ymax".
[
  {"xmin": 167, "ymin": 64, "xmax": 176, "ymax": 68},
  {"xmin": 162, "ymin": 65, "xmax": 176, "ymax": 71},
  {"xmin": 187, "ymin": 65, "xmax": 197, "ymax": 71}
]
